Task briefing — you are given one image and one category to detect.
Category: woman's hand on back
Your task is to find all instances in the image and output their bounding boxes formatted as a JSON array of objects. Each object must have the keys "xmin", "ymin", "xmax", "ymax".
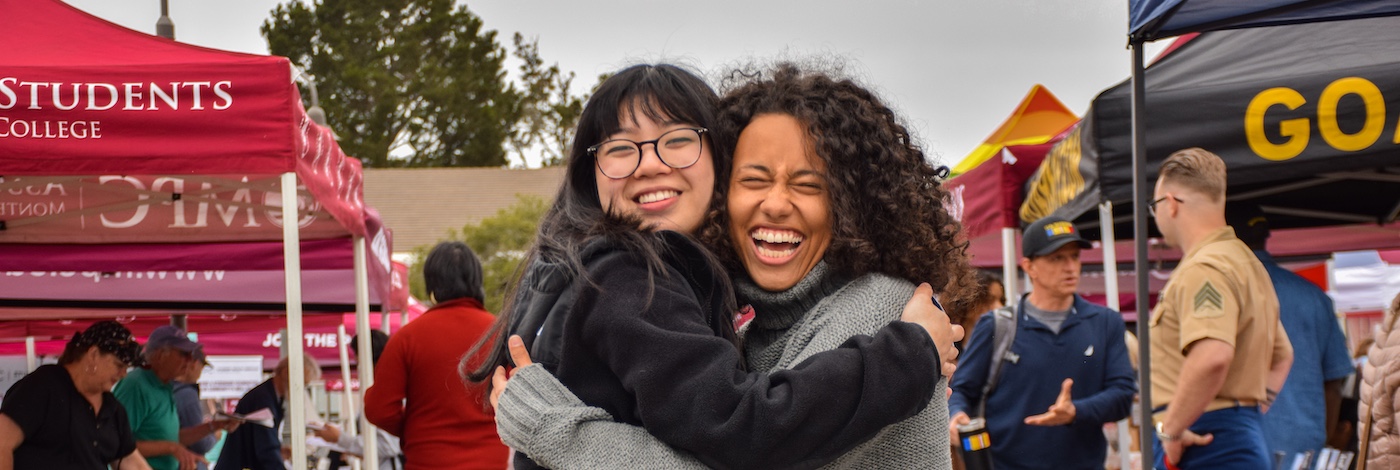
[{"xmin": 901, "ymin": 283, "xmax": 963, "ymax": 378}]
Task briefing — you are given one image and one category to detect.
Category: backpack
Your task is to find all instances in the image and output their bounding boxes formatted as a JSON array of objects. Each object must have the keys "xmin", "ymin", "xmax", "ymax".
[{"xmin": 974, "ymin": 304, "xmax": 1019, "ymax": 418}]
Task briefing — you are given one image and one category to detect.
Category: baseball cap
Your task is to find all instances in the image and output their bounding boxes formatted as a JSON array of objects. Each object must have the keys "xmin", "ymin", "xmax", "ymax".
[
  {"xmin": 1226, "ymin": 202, "xmax": 1270, "ymax": 249},
  {"xmin": 72, "ymin": 320, "xmax": 146, "ymax": 368},
  {"xmin": 145, "ymin": 325, "xmax": 201, "ymax": 355},
  {"xmin": 1022, "ymin": 216, "xmax": 1092, "ymax": 258},
  {"xmin": 193, "ymin": 346, "xmax": 212, "ymax": 367}
]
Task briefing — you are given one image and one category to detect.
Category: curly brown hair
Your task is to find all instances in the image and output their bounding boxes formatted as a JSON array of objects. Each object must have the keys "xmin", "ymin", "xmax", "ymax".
[{"xmin": 699, "ymin": 63, "xmax": 978, "ymax": 305}]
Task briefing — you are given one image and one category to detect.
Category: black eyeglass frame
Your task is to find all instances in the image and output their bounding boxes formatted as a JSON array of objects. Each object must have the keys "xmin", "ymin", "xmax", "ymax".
[
  {"xmin": 588, "ymin": 127, "xmax": 709, "ymax": 179},
  {"xmin": 1148, "ymin": 195, "xmax": 1184, "ymax": 217}
]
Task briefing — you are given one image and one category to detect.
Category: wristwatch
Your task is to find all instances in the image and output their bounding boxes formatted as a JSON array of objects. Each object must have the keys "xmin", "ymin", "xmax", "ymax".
[{"xmin": 1155, "ymin": 421, "xmax": 1181, "ymax": 442}]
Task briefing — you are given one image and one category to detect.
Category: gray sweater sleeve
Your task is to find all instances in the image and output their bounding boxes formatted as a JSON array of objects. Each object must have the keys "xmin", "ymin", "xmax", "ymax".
[{"xmin": 497, "ymin": 365, "xmax": 707, "ymax": 469}]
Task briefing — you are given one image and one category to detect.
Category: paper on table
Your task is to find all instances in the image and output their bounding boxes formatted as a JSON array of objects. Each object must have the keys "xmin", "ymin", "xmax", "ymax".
[{"xmin": 307, "ymin": 436, "xmax": 351, "ymax": 454}]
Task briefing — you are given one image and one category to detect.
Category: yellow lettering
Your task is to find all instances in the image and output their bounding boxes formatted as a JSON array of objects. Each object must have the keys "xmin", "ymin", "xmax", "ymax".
[
  {"xmin": 1318, "ymin": 77, "xmax": 1385, "ymax": 152},
  {"xmin": 1245, "ymin": 87, "xmax": 1308, "ymax": 161},
  {"xmin": 1020, "ymin": 125, "xmax": 1085, "ymax": 223}
]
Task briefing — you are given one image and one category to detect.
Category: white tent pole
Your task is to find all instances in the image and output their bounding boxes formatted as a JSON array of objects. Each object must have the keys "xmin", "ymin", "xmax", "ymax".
[
  {"xmin": 280, "ymin": 172, "xmax": 308, "ymax": 470},
  {"xmin": 336, "ymin": 324, "xmax": 361, "ymax": 470},
  {"xmin": 1100, "ymin": 201, "xmax": 1131, "ymax": 470},
  {"xmin": 380, "ymin": 312, "xmax": 391, "ymax": 334},
  {"xmin": 1002, "ymin": 227, "xmax": 1019, "ymax": 304},
  {"xmin": 24, "ymin": 336, "xmax": 36, "ymax": 372},
  {"xmin": 354, "ymin": 236, "xmax": 379, "ymax": 470},
  {"xmin": 336, "ymin": 324, "xmax": 357, "ymax": 434},
  {"xmin": 1100, "ymin": 201, "xmax": 1121, "ymax": 311}
]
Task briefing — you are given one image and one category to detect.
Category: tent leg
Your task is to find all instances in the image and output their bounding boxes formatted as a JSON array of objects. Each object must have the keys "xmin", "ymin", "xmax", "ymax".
[
  {"xmin": 337, "ymin": 324, "xmax": 358, "ymax": 435},
  {"xmin": 281, "ymin": 172, "xmax": 309, "ymax": 470},
  {"xmin": 1100, "ymin": 202, "xmax": 1121, "ymax": 312},
  {"xmin": 24, "ymin": 336, "xmax": 36, "ymax": 372},
  {"xmin": 1100, "ymin": 202, "xmax": 1133, "ymax": 469},
  {"xmin": 1130, "ymin": 41, "xmax": 1155, "ymax": 470},
  {"xmin": 354, "ymin": 235, "xmax": 379, "ymax": 470},
  {"xmin": 1002, "ymin": 227, "xmax": 1019, "ymax": 304}
]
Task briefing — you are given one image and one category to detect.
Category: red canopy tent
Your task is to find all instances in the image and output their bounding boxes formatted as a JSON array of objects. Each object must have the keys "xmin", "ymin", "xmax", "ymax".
[
  {"xmin": 0, "ymin": 0, "xmax": 386, "ymax": 461},
  {"xmin": 0, "ymin": 301, "xmax": 426, "ymax": 370}
]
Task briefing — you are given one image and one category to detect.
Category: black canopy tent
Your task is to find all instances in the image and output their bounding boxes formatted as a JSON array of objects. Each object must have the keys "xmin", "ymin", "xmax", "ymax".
[
  {"xmin": 1024, "ymin": 16, "xmax": 1400, "ymax": 233},
  {"xmin": 1121, "ymin": 2, "xmax": 1400, "ymax": 467}
]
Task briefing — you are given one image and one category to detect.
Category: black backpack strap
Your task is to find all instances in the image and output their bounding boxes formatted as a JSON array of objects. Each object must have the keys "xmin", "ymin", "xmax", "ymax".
[{"xmin": 977, "ymin": 303, "xmax": 1018, "ymax": 417}]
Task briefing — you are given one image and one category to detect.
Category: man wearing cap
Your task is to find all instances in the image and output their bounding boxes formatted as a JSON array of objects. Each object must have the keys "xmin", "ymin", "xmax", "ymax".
[
  {"xmin": 115, "ymin": 325, "xmax": 229, "ymax": 470},
  {"xmin": 949, "ymin": 216, "xmax": 1136, "ymax": 470},
  {"xmin": 1227, "ymin": 203, "xmax": 1350, "ymax": 463},
  {"xmin": 1148, "ymin": 148, "xmax": 1293, "ymax": 469},
  {"xmin": 173, "ymin": 349, "xmax": 231, "ymax": 470}
]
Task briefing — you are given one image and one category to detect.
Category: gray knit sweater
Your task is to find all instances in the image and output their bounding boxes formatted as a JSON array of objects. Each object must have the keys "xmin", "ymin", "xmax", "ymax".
[{"xmin": 496, "ymin": 262, "xmax": 952, "ymax": 469}]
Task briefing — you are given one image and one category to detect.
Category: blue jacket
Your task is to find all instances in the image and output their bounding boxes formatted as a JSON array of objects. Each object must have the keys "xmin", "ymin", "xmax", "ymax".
[
  {"xmin": 950, "ymin": 294, "xmax": 1137, "ymax": 470},
  {"xmin": 1256, "ymin": 251, "xmax": 1353, "ymax": 459}
]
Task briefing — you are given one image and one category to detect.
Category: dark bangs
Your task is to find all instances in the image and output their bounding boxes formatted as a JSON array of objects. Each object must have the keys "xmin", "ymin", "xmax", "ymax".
[{"xmin": 565, "ymin": 64, "xmax": 726, "ymax": 212}]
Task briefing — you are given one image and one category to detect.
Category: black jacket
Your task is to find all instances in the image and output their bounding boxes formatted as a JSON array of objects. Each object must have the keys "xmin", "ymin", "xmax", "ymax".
[
  {"xmin": 508, "ymin": 229, "xmax": 940, "ymax": 469},
  {"xmin": 214, "ymin": 379, "xmax": 284, "ymax": 470}
]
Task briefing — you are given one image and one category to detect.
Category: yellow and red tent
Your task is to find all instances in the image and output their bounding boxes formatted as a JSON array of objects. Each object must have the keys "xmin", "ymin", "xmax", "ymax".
[{"xmin": 950, "ymin": 85, "xmax": 1078, "ymax": 176}]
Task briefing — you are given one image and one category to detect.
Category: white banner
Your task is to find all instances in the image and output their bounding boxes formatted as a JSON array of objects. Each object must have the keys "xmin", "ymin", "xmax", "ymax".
[{"xmin": 200, "ymin": 355, "xmax": 265, "ymax": 400}]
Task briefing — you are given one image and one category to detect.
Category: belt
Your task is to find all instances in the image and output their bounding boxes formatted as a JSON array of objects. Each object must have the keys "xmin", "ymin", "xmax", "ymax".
[{"xmin": 1152, "ymin": 398, "xmax": 1260, "ymax": 415}]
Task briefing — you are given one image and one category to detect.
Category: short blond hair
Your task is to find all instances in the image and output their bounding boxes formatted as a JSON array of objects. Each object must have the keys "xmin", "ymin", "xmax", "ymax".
[
  {"xmin": 276, "ymin": 354, "xmax": 322, "ymax": 381},
  {"xmin": 1158, "ymin": 147, "xmax": 1227, "ymax": 202}
]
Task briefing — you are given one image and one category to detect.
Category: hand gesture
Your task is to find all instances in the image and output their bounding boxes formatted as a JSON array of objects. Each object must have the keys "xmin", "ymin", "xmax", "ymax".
[
  {"xmin": 1025, "ymin": 378, "xmax": 1077, "ymax": 426},
  {"xmin": 1163, "ymin": 428, "xmax": 1214, "ymax": 467},
  {"xmin": 213, "ymin": 418, "xmax": 240, "ymax": 433},
  {"xmin": 173, "ymin": 445, "xmax": 208, "ymax": 470},
  {"xmin": 313, "ymin": 422, "xmax": 342, "ymax": 443},
  {"xmin": 901, "ymin": 283, "xmax": 963, "ymax": 378},
  {"xmin": 490, "ymin": 335, "xmax": 534, "ymax": 411}
]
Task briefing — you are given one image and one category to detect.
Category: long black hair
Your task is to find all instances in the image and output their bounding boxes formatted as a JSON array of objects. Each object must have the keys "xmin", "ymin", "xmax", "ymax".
[{"xmin": 462, "ymin": 64, "xmax": 734, "ymax": 384}]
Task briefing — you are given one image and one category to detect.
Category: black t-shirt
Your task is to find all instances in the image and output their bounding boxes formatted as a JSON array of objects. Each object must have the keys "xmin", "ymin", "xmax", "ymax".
[{"xmin": 1, "ymin": 364, "xmax": 137, "ymax": 469}]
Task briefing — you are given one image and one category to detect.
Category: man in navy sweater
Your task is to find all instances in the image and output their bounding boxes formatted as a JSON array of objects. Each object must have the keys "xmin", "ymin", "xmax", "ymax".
[{"xmin": 949, "ymin": 216, "xmax": 1137, "ymax": 469}]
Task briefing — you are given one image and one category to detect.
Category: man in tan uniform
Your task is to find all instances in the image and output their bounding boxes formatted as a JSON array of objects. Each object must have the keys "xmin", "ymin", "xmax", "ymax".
[{"xmin": 1148, "ymin": 148, "xmax": 1293, "ymax": 470}]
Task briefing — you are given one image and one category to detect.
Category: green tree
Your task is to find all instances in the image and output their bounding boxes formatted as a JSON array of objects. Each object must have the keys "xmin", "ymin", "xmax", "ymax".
[
  {"xmin": 508, "ymin": 33, "xmax": 585, "ymax": 167},
  {"xmin": 409, "ymin": 195, "xmax": 548, "ymax": 312},
  {"xmin": 264, "ymin": 0, "xmax": 544, "ymax": 167}
]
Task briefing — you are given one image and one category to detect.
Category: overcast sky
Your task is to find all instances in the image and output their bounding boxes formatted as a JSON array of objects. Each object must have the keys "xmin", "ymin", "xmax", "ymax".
[{"xmin": 64, "ymin": 0, "xmax": 1168, "ymax": 168}]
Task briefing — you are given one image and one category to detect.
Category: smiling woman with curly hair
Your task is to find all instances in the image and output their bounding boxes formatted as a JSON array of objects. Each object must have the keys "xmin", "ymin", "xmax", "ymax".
[
  {"xmin": 705, "ymin": 62, "xmax": 977, "ymax": 468},
  {"xmin": 702, "ymin": 63, "xmax": 977, "ymax": 306}
]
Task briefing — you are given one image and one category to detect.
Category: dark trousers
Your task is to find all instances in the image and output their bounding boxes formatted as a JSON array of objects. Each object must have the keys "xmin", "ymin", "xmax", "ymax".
[{"xmin": 1153, "ymin": 406, "xmax": 1270, "ymax": 469}]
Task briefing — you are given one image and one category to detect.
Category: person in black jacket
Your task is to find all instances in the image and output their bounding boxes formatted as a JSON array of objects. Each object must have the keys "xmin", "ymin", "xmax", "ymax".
[
  {"xmin": 213, "ymin": 356, "xmax": 318, "ymax": 470},
  {"xmin": 463, "ymin": 63, "xmax": 962, "ymax": 469}
]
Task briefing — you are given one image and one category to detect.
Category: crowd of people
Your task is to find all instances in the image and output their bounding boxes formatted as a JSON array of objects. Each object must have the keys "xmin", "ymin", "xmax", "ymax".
[{"xmin": 0, "ymin": 60, "xmax": 1395, "ymax": 470}]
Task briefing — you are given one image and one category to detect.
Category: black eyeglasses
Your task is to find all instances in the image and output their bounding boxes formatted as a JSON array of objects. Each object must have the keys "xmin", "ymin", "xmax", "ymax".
[
  {"xmin": 1148, "ymin": 195, "xmax": 1183, "ymax": 217},
  {"xmin": 588, "ymin": 127, "xmax": 708, "ymax": 179}
]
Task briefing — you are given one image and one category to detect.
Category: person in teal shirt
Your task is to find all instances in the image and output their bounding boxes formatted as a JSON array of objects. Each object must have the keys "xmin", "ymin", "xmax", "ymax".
[{"xmin": 115, "ymin": 325, "xmax": 207, "ymax": 470}]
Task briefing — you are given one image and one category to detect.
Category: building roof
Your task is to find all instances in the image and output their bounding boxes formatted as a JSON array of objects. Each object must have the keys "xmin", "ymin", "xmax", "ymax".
[{"xmin": 364, "ymin": 167, "xmax": 565, "ymax": 253}]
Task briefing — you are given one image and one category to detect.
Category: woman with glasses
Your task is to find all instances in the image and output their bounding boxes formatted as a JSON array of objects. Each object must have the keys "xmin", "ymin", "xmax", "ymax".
[
  {"xmin": 463, "ymin": 63, "xmax": 962, "ymax": 470},
  {"xmin": 0, "ymin": 320, "xmax": 152, "ymax": 470}
]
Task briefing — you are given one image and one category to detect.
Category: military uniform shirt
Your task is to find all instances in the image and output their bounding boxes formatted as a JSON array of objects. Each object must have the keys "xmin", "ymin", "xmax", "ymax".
[{"xmin": 1150, "ymin": 226, "xmax": 1292, "ymax": 410}]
